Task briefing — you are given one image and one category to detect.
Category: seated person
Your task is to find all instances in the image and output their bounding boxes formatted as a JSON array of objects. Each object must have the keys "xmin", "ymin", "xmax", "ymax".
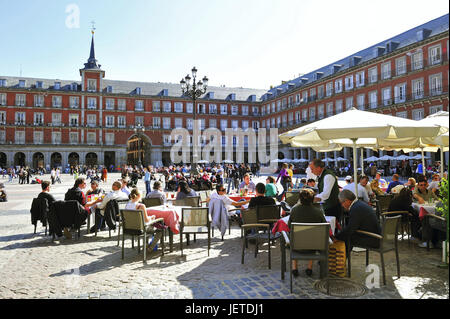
[
  {"xmin": 120, "ymin": 178, "xmax": 131, "ymax": 197},
  {"xmin": 65, "ymin": 177, "xmax": 87, "ymax": 207},
  {"xmin": 145, "ymin": 181, "xmax": 167, "ymax": 205},
  {"xmin": 386, "ymin": 174, "xmax": 402, "ymax": 194},
  {"xmin": 126, "ymin": 188, "xmax": 162, "ymax": 252},
  {"xmin": 296, "ymin": 178, "xmax": 307, "ymax": 189},
  {"xmin": 248, "ymin": 183, "xmax": 276, "ymax": 208},
  {"xmin": 370, "ymin": 179, "xmax": 385, "ymax": 196},
  {"xmin": 359, "ymin": 175, "xmax": 374, "ymax": 199},
  {"xmin": 86, "ymin": 180, "xmax": 105, "ymax": 197},
  {"xmin": 375, "ymin": 172, "xmax": 388, "ymax": 190},
  {"xmin": 405, "ymin": 177, "xmax": 416, "ymax": 191},
  {"xmin": 413, "ymin": 176, "xmax": 439, "ymax": 204},
  {"xmin": 208, "ymin": 184, "xmax": 250, "ymax": 213},
  {"xmin": 343, "ymin": 176, "xmax": 370, "ymax": 203},
  {"xmin": 175, "ymin": 181, "xmax": 198, "ymax": 200},
  {"xmin": 288, "ymin": 188, "xmax": 327, "ymax": 277},
  {"xmin": 428, "ymin": 174, "xmax": 441, "ymax": 195},
  {"xmin": 0, "ymin": 183, "xmax": 7, "ymax": 202},
  {"xmin": 388, "ymin": 186, "xmax": 421, "ymax": 239},
  {"xmin": 37, "ymin": 180, "xmax": 56, "ymax": 207},
  {"xmin": 238, "ymin": 173, "xmax": 256, "ymax": 193},
  {"xmin": 265, "ymin": 176, "xmax": 278, "ymax": 198},
  {"xmin": 335, "ymin": 190, "xmax": 381, "ymax": 249},
  {"xmin": 304, "ymin": 178, "xmax": 317, "ymax": 191},
  {"xmin": 88, "ymin": 181, "xmax": 128, "ymax": 232}
]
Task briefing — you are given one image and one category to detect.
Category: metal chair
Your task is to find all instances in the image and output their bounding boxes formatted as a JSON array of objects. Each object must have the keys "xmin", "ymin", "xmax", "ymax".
[
  {"xmin": 174, "ymin": 196, "xmax": 201, "ymax": 208},
  {"xmin": 382, "ymin": 211, "xmax": 412, "ymax": 245},
  {"xmin": 180, "ymin": 207, "xmax": 211, "ymax": 256},
  {"xmin": 241, "ymin": 207, "xmax": 274, "ymax": 269},
  {"xmin": 285, "ymin": 191, "xmax": 300, "ymax": 208},
  {"xmin": 142, "ymin": 197, "xmax": 163, "ymax": 207},
  {"xmin": 120, "ymin": 209, "xmax": 165, "ymax": 263},
  {"xmin": 285, "ymin": 222, "xmax": 330, "ymax": 293},
  {"xmin": 347, "ymin": 215, "xmax": 401, "ymax": 285}
]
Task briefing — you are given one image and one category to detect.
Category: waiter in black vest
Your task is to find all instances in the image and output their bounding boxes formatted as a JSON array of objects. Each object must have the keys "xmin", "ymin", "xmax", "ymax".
[{"xmin": 311, "ymin": 159, "xmax": 342, "ymax": 222}]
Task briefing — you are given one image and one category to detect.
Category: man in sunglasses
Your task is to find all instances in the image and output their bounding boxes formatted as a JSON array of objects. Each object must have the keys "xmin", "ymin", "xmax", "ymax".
[{"xmin": 413, "ymin": 176, "xmax": 439, "ymax": 204}]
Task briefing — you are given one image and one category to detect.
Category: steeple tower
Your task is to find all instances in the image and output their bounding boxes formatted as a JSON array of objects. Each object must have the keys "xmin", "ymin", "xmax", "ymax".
[{"xmin": 80, "ymin": 23, "xmax": 105, "ymax": 92}]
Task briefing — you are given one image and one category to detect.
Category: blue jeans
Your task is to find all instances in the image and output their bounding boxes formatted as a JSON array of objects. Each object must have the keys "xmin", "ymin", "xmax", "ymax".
[{"xmin": 145, "ymin": 181, "xmax": 151, "ymax": 196}]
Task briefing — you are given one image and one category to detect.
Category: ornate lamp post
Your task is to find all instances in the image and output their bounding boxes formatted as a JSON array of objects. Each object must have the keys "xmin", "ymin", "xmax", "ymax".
[
  {"xmin": 134, "ymin": 123, "xmax": 145, "ymax": 167},
  {"xmin": 180, "ymin": 67, "xmax": 208, "ymax": 174}
]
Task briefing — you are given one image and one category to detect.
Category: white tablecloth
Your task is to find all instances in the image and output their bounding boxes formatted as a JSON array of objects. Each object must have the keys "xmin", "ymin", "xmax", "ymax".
[{"xmin": 412, "ymin": 203, "xmax": 437, "ymax": 215}]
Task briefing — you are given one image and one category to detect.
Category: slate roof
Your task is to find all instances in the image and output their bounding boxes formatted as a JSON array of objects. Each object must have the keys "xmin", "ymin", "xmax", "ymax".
[{"xmin": 263, "ymin": 13, "xmax": 449, "ymax": 101}]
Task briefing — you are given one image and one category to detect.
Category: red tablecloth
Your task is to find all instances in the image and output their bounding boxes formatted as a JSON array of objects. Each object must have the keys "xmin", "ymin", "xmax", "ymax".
[
  {"xmin": 229, "ymin": 195, "xmax": 254, "ymax": 202},
  {"xmin": 272, "ymin": 216, "xmax": 338, "ymax": 237},
  {"xmin": 146, "ymin": 206, "xmax": 180, "ymax": 234}
]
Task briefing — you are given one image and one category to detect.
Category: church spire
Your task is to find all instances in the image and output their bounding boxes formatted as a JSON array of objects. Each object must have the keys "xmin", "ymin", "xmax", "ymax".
[{"xmin": 83, "ymin": 22, "xmax": 100, "ymax": 70}]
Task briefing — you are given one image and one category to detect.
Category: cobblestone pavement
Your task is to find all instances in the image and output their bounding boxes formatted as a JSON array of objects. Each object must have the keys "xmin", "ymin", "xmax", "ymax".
[{"xmin": 0, "ymin": 173, "xmax": 448, "ymax": 299}]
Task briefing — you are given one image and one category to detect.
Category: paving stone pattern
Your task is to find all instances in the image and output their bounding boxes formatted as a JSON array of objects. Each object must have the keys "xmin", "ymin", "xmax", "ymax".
[{"xmin": 0, "ymin": 173, "xmax": 448, "ymax": 299}]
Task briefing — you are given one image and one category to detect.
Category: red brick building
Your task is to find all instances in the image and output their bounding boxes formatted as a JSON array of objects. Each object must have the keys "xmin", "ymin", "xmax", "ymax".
[{"xmin": 0, "ymin": 14, "xmax": 448, "ymax": 169}]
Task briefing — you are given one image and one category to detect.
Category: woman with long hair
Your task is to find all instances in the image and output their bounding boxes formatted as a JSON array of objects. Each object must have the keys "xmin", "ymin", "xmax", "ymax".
[{"xmin": 176, "ymin": 180, "xmax": 198, "ymax": 200}]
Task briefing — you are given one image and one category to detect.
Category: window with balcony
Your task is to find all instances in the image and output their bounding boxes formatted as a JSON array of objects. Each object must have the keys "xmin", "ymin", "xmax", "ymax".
[
  {"xmin": 271, "ymin": 102, "xmax": 276, "ymax": 113},
  {"xmin": 335, "ymin": 79, "xmax": 343, "ymax": 94},
  {"xmin": 396, "ymin": 111, "xmax": 407, "ymax": 119},
  {"xmin": 220, "ymin": 104, "xmax": 227, "ymax": 115},
  {"xmin": 394, "ymin": 83, "xmax": 407, "ymax": 104},
  {"xmin": 52, "ymin": 113, "xmax": 61, "ymax": 126},
  {"xmin": 345, "ymin": 97, "xmax": 353, "ymax": 110},
  {"xmin": 34, "ymin": 113, "xmax": 44, "ymax": 126},
  {"xmin": 87, "ymin": 114, "xmax": 97, "ymax": 127},
  {"xmin": 135, "ymin": 116, "xmax": 144, "ymax": 127},
  {"xmin": 52, "ymin": 132, "xmax": 61, "ymax": 144},
  {"xmin": 174, "ymin": 102, "xmax": 183, "ymax": 113},
  {"xmin": 163, "ymin": 101, "xmax": 171, "ymax": 112},
  {"xmin": 0, "ymin": 111, "xmax": 6, "ymax": 125},
  {"xmin": 242, "ymin": 105, "xmax": 248, "ymax": 116},
  {"xmin": 412, "ymin": 108, "xmax": 424, "ymax": 120},
  {"xmin": 186, "ymin": 103, "xmax": 193, "ymax": 114},
  {"xmin": 317, "ymin": 105, "xmax": 324, "ymax": 119},
  {"xmin": 118, "ymin": 99, "xmax": 126, "ymax": 111},
  {"xmin": 118, "ymin": 116, "xmax": 126, "ymax": 128},
  {"xmin": 87, "ymin": 132, "xmax": 96, "ymax": 145},
  {"xmin": 135, "ymin": 100, "xmax": 144, "ymax": 111},
  {"xmin": 87, "ymin": 79, "xmax": 97, "ymax": 92},
  {"xmin": 412, "ymin": 78, "xmax": 424, "ymax": 100},
  {"xmin": 430, "ymin": 105, "xmax": 443, "ymax": 115},
  {"xmin": 288, "ymin": 96, "xmax": 294, "ymax": 107},
  {"xmin": 15, "ymin": 112, "xmax": 25, "ymax": 125},
  {"xmin": 381, "ymin": 62, "xmax": 391, "ymax": 80},
  {"xmin": 34, "ymin": 131, "xmax": 43, "ymax": 144},
  {"xmin": 276, "ymin": 101, "xmax": 282, "ymax": 112},
  {"xmin": 105, "ymin": 116, "xmax": 115, "ymax": 128},
  {"xmin": 69, "ymin": 114, "xmax": 79, "ymax": 127},
  {"xmin": 356, "ymin": 71, "xmax": 365, "ymax": 87},
  {"xmin": 318, "ymin": 86, "xmax": 324, "ymax": 99},
  {"xmin": 16, "ymin": 94, "xmax": 26, "ymax": 106},
  {"xmin": 345, "ymin": 75, "xmax": 354, "ymax": 91},
  {"xmin": 70, "ymin": 96, "xmax": 79, "ymax": 109},
  {"xmin": 152, "ymin": 117, "xmax": 161, "ymax": 129},
  {"xmin": 369, "ymin": 91, "xmax": 378, "ymax": 109},
  {"xmin": 326, "ymin": 102, "xmax": 333, "ymax": 117},
  {"xmin": 231, "ymin": 105, "xmax": 238, "ymax": 115},
  {"xmin": 295, "ymin": 94, "xmax": 301, "ymax": 105},
  {"xmin": 309, "ymin": 107, "xmax": 316, "ymax": 121},
  {"xmin": 252, "ymin": 106, "xmax": 259, "ymax": 116},
  {"xmin": 105, "ymin": 133, "xmax": 115, "ymax": 145},
  {"xmin": 220, "ymin": 119, "xmax": 227, "ymax": 131},
  {"xmin": 163, "ymin": 135, "xmax": 172, "ymax": 146},
  {"xmin": 34, "ymin": 95, "xmax": 44, "ymax": 107},
  {"xmin": 162, "ymin": 117, "xmax": 170, "ymax": 129},
  {"xmin": 242, "ymin": 120, "xmax": 249, "ymax": 130},
  {"xmin": 0, "ymin": 93, "xmax": 6, "ymax": 106},
  {"xmin": 326, "ymin": 82, "xmax": 333, "ymax": 97},
  {"xmin": 335, "ymin": 100, "xmax": 343, "ymax": 114},
  {"xmin": 0, "ymin": 130, "xmax": 5, "ymax": 143},
  {"xmin": 152, "ymin": 101, "xmax": 161, "ymax": 112},
  {"xmin": 395, "ymin": 56, "xmax": 406, "ymax": 76},
  {"xmin": 368, "ymin": 67, "xmax": 377, "ymax": 83},
  {"xmin": 87, "ymin": 97, "xmax": 96, "ymax": 109},
  {"xmin": 302, "ymin": 109, "xmax": 308, "ymax": 121},
  {"xmin": 15, "ymin": 131, "xmax": 25, "ymax": 144},
  {"xmin": 197, "ymin": 103, "xmax": 206, "ymax": 114},
  {"xmin": 105, "ymin": 98, "xmax": 115, "ymax": 110},
  {"xmin": 411, "ymin": 51, "xmax": 423, "ymax": 71},
  {"xmin": 295, "ymin": 111, "xmax": 301, "ymax": 124},
  {"xmin": 209, "ymin": 104, "xmax": 217, "ymax": 114},
  {"xmin": 187, "ymin": 118, "xmax": 193, "ymax": 130},
  {"xmin": 209, "ymin": 119, "xmax": 216, "ymax": 129},
  {"xmin": 69, "ymin": 132, "xmax": 79, "ymax": 144},
  {"xmin": 429, "ymin": 45, "xmax": 441, "ymax": 65},
  {"xmin": 429, "ymin": 73, "xmax": 442, "ymax": 96},
  {"xmin": 382, "ymin": 87, "xmax": 391, "ymax": 106},
  {"xmin": 357, "ymin": 94, "xmax": 365, "ymax": 110}
]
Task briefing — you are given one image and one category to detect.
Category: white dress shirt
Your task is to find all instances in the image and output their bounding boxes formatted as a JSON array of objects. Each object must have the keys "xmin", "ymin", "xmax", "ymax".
[
  {"xmin": 316, "ymin": 172, "xmax": 336, "ymax": 202},
  {"xmin": 343, "ymin": 183, "xmax": 370, "ymax": 203}
]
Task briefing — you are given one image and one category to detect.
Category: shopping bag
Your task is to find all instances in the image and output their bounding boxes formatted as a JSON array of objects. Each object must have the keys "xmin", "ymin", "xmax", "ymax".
[{"xmin": 328, "ymin": 240, "xmax": 347, "ymax": 277}]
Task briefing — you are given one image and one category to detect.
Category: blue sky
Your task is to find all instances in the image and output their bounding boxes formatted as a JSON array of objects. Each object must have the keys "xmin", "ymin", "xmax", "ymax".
[{"xmin": 0, "ymin": 0, "xmax": 448, "ymax": 89}]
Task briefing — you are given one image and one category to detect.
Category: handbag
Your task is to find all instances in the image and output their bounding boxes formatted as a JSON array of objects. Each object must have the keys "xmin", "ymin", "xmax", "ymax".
[{"xmin": 328, "ymin": 240, "xmax": 347, "ymax": 277}]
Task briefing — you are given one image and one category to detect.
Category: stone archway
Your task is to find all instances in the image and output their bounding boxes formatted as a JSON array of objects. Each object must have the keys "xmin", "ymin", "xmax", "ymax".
[
  {"xmin": 0, "ymin": 152, "xmax": 6, "ymax": 168},
  {"xmin": 51, "ymin": 152, "xmax": 62, "ymax": 168},
  {"xmin": 14, "ymin": 152, "xmax": 26, "ymax": 167},
  {"xmin": 68, "ymin": 152, "xmax": 80, "ymax": 166},
  {"xmin": 32, "ymin": 152, "xmax": 45, "ymax": 169},
  {"xmin": 104, "ymin": 151, "xmax": 116, "ymax": 169},
  {"xmin": 127, "ymin": 133, "xmax": 152, "ymax": 166},
  {"xmin": 85, "ymin": 152, "xmax": 98, "ymax": 167}
]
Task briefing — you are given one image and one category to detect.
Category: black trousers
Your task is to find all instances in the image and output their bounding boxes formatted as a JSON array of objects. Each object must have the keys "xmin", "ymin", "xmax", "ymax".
[{"xmin": 324, "ymin": 204, "xmax": 343, "ymax": 224}]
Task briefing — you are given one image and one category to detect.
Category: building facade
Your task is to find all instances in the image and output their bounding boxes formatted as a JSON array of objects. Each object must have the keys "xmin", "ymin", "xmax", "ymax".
[{"xmin": 0, "ymin": 14, "xmax": 448, "ymax": 169}]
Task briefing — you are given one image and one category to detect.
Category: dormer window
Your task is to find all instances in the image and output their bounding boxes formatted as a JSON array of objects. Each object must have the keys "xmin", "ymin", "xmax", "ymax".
[
  {"xmin": 54, "ymin": 82, "xmax": 61, "ymax": 90},
  {"xmin": 107, "ymin": 86, "xmax": 113, "ymax": 93},
  {"xmin": 136, "ymin": 87, "xmax": 142, "ymax": 95},
  {"xmin": 19, "ymin": 80, "xmax": 26, "ymax": 88},
  {"xmin": 0, "ymin": 79, "xmax": 7, "ymax": 87},
  {"xmin": 36, "ymin": 81, "xmax": 43, "ymax": 89}
]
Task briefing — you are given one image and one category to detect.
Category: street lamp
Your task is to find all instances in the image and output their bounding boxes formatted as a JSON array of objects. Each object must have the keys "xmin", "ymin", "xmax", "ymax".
[
  {"xmin": 134, "ymin": 123, "xmax": 145, "ymax": 167},
  {"xmin": 180, "ymin": 67, "xmax": 208, "ymax": 174}
]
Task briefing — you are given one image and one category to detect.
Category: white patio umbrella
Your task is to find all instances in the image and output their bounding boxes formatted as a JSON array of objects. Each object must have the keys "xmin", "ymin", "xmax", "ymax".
[
  {"xmin": 394, "ymin": 154, "xmax": 411, "ymax": 161},
  {"xmin": 335, "ymin": 157, "xmax": 349, "ymax": 162},
  {"xmin": 378, "ymin": 155, "xmax": 394, "ymax": 161},
  {"xmin": 197, "ymin": 160, "xmax": 209, "ymax": 164},
  {"xmin": 222, "ymin": 159, "xmax": 234, "ymax": 164},
  {"xmin": 364, "ymin": 156, "xmax": 380, "ymax": 162},
  {"xmin": 279, "ymin": 108, "xmax": 447, "ymax": 197}
]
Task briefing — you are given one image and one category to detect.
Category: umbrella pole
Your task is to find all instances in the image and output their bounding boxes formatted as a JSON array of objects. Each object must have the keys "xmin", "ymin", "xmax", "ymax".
[
  {"xmin": 352, "ymin": 139, "xmax": 359, "ymax": 198},
  {"xmin": 360, "ymin": 149, "xmax": 365, "ymax": 176},
  {"xmin": 440, "ymin": 145, "xmax": 444, "ymax": 179},
  {"xmin": 421, "ymin": 148, "xmax": 426, "ymax": 177}
]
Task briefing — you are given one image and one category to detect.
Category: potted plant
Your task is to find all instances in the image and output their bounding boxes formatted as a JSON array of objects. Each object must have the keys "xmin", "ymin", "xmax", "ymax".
[{"xmin": 435, "ymin": 177, "xmax": 449, "ymax": 264}]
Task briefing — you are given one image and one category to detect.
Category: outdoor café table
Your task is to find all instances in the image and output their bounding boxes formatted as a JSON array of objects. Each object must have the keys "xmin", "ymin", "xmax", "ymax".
[
  {"xmin": 412, "ymin": 202, "xmax": 438, "ymax": 221},
  {"xmin": 228, "ymin": 193, "xmax": 255, "ymax": 202},
  {"xmin": 146, "ymin": 204, "xmax": 188, "ymax": 252},
  {"xmin": 275, "ymin": 215, "xmax": 336, "ymax": 280}
]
